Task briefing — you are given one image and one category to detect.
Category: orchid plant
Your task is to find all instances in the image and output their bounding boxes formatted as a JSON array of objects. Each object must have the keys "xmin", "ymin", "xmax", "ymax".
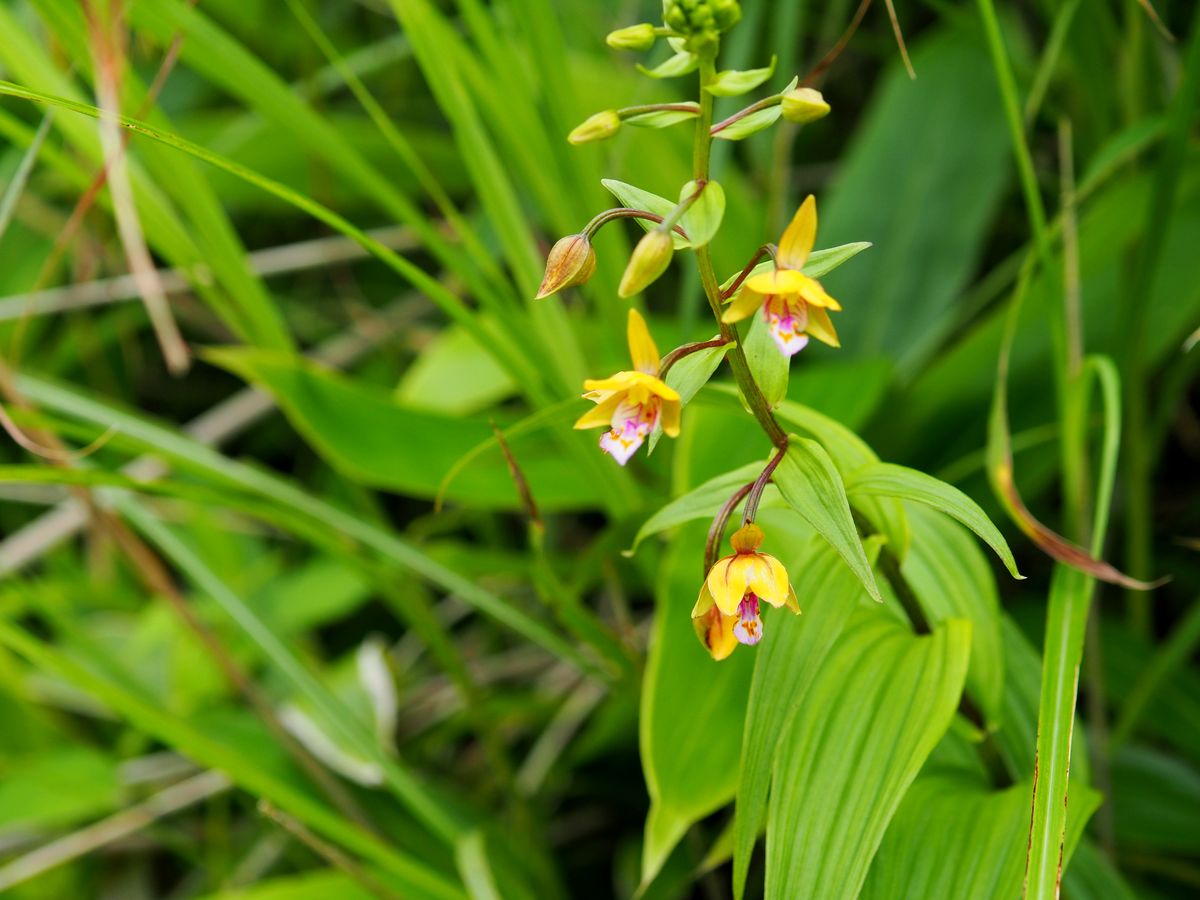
[{"xmin": 538, "ymin": 0, "xmax": 863, "ymax": 660}]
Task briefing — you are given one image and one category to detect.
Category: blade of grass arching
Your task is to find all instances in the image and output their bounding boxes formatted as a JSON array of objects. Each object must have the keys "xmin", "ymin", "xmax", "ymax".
[
  {"xmin": 124, "ymin": 0, "xmax": 510, "ymax": 328},
  {"xmin": 0, "ymin": 80, "xmax": 540, "ymax": 390},
  {"xmin": 0, "ymin": 622, "xmax": 466, "ymax": 900},
  {"xmin": 86, "ymin": 3, "xmax": 189, "ymax": 375},
  {"xmin": 1119, "ymin": 6, "xmax": 1200, "ymax": 635},
  {"xmin": 0, "ymin": 6, "xmax": 287, "ymax": 351},
  {"xmin": 0, "ymin": 109, "xmax": 54, "ymax": 241},
  {"xmin": 388, "ymin": 0, "xmax": 587, "ymax": 393},
  {"xmin": 1025, "ymin": 355, "xmax": 1123, "ymax": 900},
  {"xmin": 282, "ymin": 0, "xmax": 509, "ymax": 297},
  {"xmin": 1022, "ymin": 0, "xmax": 1081, "ymax": 126},
  {"xmin": 13, "ymin": 372, "xmax": 596, "ymax": 674},
  {"xmin": 121, "ymin": 500, "xmax": 465, "ymax": 845}
]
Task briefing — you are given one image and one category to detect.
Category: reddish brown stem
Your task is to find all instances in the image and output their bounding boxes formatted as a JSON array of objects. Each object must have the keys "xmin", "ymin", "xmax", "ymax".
[
  {"xmin": 705, "ymin": 482, "xmax": 754, "ymax": 573},
  {"xmin": 742, "ymin": 444, "xmax": 788, "ymax": 527},
  {"xmin": 658, "ymin": 337, "xmax": 731, "ymax": 379},
  {"xmin": 720, "ymin": 245, "xmax": 776, "ymax": 300}
]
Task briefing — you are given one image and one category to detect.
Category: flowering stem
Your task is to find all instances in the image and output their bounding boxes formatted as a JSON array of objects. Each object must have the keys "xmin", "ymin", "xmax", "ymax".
[
  {"xmin": 582, "ymin": 208, "xmax": 689, "ymax": 241},
  {"xmin": 657, "ymin": 337, "xmax": 730, "ymax": 379},
  {"xmin": 692, "ymin": 56, "xmax": 789, "ymax": 450},
  {"xmin": 705, "ymin": 481, "xmax": 753, "ymax": 572},
  {"xmin": 741, "ymin": 446, "xmax": 787, "ymax": 527}
]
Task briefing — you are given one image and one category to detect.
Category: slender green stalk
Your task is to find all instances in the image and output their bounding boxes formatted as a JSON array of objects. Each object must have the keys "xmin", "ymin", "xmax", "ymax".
[{"xmin": 692, "ymin": 56, "xmax": 788, "ymax": 450}]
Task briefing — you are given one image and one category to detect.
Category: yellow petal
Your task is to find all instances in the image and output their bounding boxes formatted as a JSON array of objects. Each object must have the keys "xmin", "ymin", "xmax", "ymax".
[
  {"xmin": 784, "ymin": 584, "xmax": 801, "ymax": 614},
  {"xmin": 777, "ymin": 195, "xmax": 817, "ymax": 270},
  {"xmin": 805, "ymin": 305, "xmax": 840, "ymax": 348},
  {"xmin": 722, "ymin": 287, "xmax": 767, "ymax": 323},
  {"xmin": 799, "ymin": 277, "xmax": 841, "ymax": 311},
  {"xmin": 573, "ymin": 391, "xmax": 624, "ymax": 430},
  {"xmin": 692, "ymin": 602, "xmax": 739, "ymax": 660},
  {"xmin": 706, "ymin": 555, "xmax": 748, "ymax": 615},
  {"xmin": 660, "ymin": 397, "xmax": 681, "ymax": 438},
  {"xmin": 691, "ymin": 581, "xmax": 715, "ymax": 619},
  {"xmin": 626, "ymin": 308, "xmax": 660, "ymax": 375},
  {"xmin": 582, "ymin": 371, "xmax": 639, "ymax": 394},
  {"xmin": 751, "ymin": 554, "xmax": 791, "ymax": 607},
  {"xmin": 745, "ymin": 268, "xmax": 808, "ymax": 297}
]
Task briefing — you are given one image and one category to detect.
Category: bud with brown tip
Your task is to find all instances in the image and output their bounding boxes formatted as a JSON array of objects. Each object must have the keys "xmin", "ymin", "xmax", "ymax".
[
  {"xmin": 536, "ymin": 234, "xmax": 596, "ymax": 299},
  {"xmin": 568, "ymin": 110, "xmax": 621, "ymax": 145},
  {"xmin": 618, "ymin": 229, "xmax": 674, "ymax": 298},
  {"xmin": 781, "ymin": 87, "xmax": 830, "ymax": 124}
]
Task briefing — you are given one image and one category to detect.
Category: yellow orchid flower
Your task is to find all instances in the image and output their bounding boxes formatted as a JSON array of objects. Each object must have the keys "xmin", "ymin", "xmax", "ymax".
[
  {"xmin": 691, "ymin": 523, "xmax": 799, "ymax": 659},
  {"xmin": 721, "ymin": 195, "xmax": 842, "ymax": 356},
  {"xmin": 574, "ymin": 309, "xmax": 681, "ymax": 465}
]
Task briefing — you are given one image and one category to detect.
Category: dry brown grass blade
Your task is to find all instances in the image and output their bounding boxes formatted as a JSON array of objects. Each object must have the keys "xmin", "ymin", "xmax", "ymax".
[
  {"xmin": 883, "ymin": 0, "xmax": 917, "ymax": 79},
  {"xmin": 803, "ymin": 0, "xmax": 873, "ymax": 86},
  {"xmin": 0, "ymin": 401, "xmax": 117, "ymax": 461},
  {"xmin": 1137, "ymin": 0, "xmax": 1176, "ymax": 42},
  {"xmin": 84, "ymin": 0, "xmax": 190, "ymax": 374}
]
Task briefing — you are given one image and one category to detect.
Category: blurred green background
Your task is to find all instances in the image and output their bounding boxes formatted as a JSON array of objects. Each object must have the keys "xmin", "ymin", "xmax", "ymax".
[{"xmin": 0, "ymin": 0, "xmax": 1196, "ymax": 897}]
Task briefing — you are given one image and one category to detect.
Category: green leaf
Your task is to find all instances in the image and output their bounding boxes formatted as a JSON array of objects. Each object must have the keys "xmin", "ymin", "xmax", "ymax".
[
  {"xmin": 647, "ymin": 340, "xmax": 732, "ymax": 453},
  {"xmin": 712, "ymin": 104, "xmax": 782, "ymax": 141},
  {"xmin": 721, "ymin": 243, "xmax": 873, "ymax": 290},
  {"xmin": 627, "ymin": 462, "xmax": 763, "ymax": 554},
  {"xmin": 679, "ymin": 179, "xmax": 725, "ymax": 247},
  {"xmin": 732, "ymin": 536, "xmax": 883, "ymax": 899},
  {"xmin": 773, "ymin": 437, "xmax": 881, "ymax": 601},
  {"xmin": 204, "ymin": 347, "xmax": 600, "ymax": 512},
  {"xmin": 196, "ymin": 871, "xmax": 376, "ymax": 900},
  {"xmin": 845, "ymin": 462, "xmax": 1021, "ymax": 578},
  {"xmin": 395, "ymin": 324, "xmax": 518, "ymax": 415},
  {"xmin": 860, "ymin": 774, "xmax": 1099, "ymax": 900},
  {"xmin": 817, "ymin": 23, "xmax": 1015, "ymax": 370},
  {"xmin": 637, "ymin": 51, "xmax": 698, "ymax": 79},
  {"xmin": 902, "ymin": 504, "xmax": 1006, "ymax": 725},
  {"xmin": 600, "ymin": 178, "xmax": 690, "ymax": 249},
  {"xmin": 0, "ymin": 747, "xmax": 121, "ymax": 833},
  {"xmin": 640, "ymin": 523, "xmax": 756, "ymax": 886},
  {"xmin": 765, "ymin": 615, "xmax": 971, "ymax": 898},
  {"xmin": 1110, "ymin": 744, "xmax": 1200, "ymax": 852},
  {"xmin": 743, "ymin": 311, "xmax": 788, "ymax": 408},
  {"xmin": 624, "ymin": 104, "xmax": 701, "ymax": 128},
  {"xmin": 704, "ymin": 57, "xmax": 777, "ymax": 97}
]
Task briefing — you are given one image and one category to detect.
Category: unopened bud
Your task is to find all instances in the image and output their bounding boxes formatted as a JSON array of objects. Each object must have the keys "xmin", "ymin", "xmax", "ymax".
[
  {"xmin": 568, "ymin": 110, "xmax": 621, "ymax": 145},
  {"xmin": 607, "ymin": 23, "xmax": 657, "ymax": 51},
  {"xmin": 618, "ymin": 229, "xmax": 674, "ymax": 298},
  {"xmin": 536, "ymin": 234, "xmax": 596, "ymax": 299},
  {"xmin": 781, "ymin": 87, "xmax": 830, "ymax": 124}
]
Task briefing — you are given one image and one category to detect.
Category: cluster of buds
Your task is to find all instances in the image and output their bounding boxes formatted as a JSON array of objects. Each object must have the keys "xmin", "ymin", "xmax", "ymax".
[{"xmin": 663, "ymin": 0, "xmax": 742, "ymax": 51}]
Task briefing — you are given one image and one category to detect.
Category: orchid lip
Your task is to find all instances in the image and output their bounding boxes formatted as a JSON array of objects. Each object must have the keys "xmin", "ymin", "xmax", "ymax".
[{"xmin": 733, "ymin": 593, "xmax": 763, "ymax": 646}]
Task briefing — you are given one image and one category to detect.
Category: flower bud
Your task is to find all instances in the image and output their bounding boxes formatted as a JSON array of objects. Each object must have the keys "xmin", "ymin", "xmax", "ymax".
[
  {"xmin": 618, "ymin": 229, "xmax": 674, "ymax": 298},
  {"xmin": 536, "ymin": 234, "xmax": 596, "ymax": 299},
  {"xmin": 781, "ymin": 87, "xmax": 831, "ymax": 124},
  {"xmin": 606, "ymin": 23, "xmax": 657, "ymax": 51},
  {"xmin": 568, "ymin": 110, "xmax": 621, "ymax": 145},
  {"xmin": 663, "ymin": 0, "xmax": 741, "ymax": 36}
]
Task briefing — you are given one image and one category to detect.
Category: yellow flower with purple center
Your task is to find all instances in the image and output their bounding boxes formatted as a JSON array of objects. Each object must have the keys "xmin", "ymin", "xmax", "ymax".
[
  {"xmin": 691, "ymin": 523, "xmax": 799, "ymax": 660},
  {"xmin": 721, "ymin": 195, "xmax": 841, "ymax": 356},
  {"xmin": 574, "ymin": 309, "xmax": 681, "ymax": 466}
]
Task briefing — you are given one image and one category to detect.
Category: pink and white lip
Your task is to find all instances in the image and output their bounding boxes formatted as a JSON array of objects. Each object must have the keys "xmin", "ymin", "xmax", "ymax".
[
  {"xmin": 733, "ymin": 593, "xmax": 763, "ymax": 645},
  {"xmin": 764, "ymin": 295, "xmax": 810, "ymax": 357},
  {"xmin": 599, "ymin": 396, "xmax": 661, "ymax": 466}
]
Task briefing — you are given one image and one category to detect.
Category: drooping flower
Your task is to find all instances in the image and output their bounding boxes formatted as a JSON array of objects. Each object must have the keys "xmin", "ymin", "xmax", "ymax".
[
  {"xmin": 574, "ymin": 309, "xmax": 681, "ymax": 465},
  {"xmin": 691, "ymin": 523, "xmax": 799, "ymax": 660},
  {"xmin": 721, "ymin": 195, "xmax": 841, "ymax": 356}
]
